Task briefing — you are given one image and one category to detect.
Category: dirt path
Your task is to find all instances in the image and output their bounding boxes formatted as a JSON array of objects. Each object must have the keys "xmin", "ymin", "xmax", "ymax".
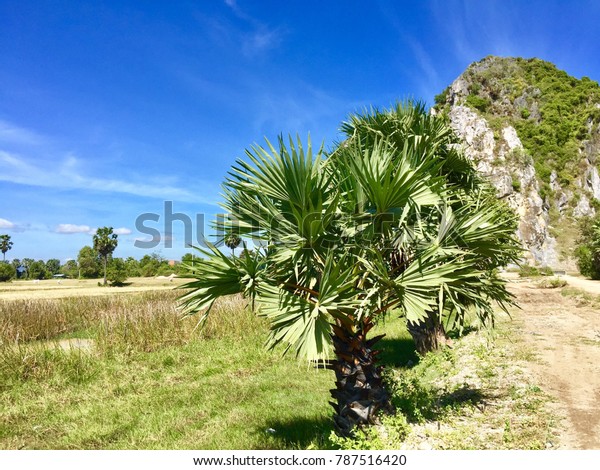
[{"xmin": 508, "ymin": 280, "xmax": 600, "ymax": 449}]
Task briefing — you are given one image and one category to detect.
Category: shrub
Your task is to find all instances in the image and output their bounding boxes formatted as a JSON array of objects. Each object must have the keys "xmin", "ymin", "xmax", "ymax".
[
  {"xmin": 511, "ymin": 176, "xmax": 521, "ymax": 192},
  {"xmin": 574, "ymin": 244, "xmax": 600, "ymax": 280},
  {"xmin": 518, "ymin": 265, "xmax": 539, "ymax": 277},
  {"xmin": 465, "ymin": 94, "xmax": 491, "ymax": 112},
  {"xmin": 434, "ymin": 87, "xmax": 449, "ymax": 105},
  {"xmin": 106, "ymin": 258, "xmax": 128, "ymax": 286},
  {"xmin": 536, "ymin": 277, "xmax": 567, "ymax": 289}
]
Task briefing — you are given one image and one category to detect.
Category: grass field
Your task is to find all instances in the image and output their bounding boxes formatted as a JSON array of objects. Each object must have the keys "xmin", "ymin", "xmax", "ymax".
[{"xmin": 0, "ymin": 281, "xmax": 558, "ymax": 449}]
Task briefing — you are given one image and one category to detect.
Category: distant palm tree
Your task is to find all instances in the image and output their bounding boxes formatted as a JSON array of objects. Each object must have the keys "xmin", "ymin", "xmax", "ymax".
[
  {"xmin": 0, "ymin": 234, "xmax": 13, "ymax": 262},
  {"xmin": 223, "ymin": 232, "xmax": 241, "ymax": 257},
  {"xmin": 180, "ymin": 102, "xmax": 521, "ymax": 436}
]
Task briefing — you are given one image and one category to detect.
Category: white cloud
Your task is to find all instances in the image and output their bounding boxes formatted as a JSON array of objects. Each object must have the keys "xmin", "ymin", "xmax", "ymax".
[
  {"xmin": 113, "ymin": 227, "xmax": 132, "ymax": 235},
  {"xmin": 55, "ymin": 224, "xmax": 94, "ymax": 234},
  {"xmin": 0, "ymin": 218, "xmax": 15, "ymax": 229}
]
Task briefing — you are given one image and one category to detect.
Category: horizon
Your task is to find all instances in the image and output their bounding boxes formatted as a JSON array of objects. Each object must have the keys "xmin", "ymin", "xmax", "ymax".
[{"xmin": 2, "ymin": 1, "xmax": 600, "ymax": 262}]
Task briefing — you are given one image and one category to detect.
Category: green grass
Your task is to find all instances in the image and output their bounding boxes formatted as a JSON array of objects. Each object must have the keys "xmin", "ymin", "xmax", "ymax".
[
  {"xmin": 332, "ymin": 315, "xmax": 558, "ymax": 450},
  {"xmin": 0, "ymin": 290, "xmax": 556, "ymax": 450},
  {"xmin": 0, "ymin": 291, "xmax": 337, "ymax": 449}
]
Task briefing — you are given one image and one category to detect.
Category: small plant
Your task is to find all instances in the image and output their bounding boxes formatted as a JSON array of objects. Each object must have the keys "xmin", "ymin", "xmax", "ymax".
[
  {"xmin": 511, "ymin": 176, "xmax": 521, "ymax": 192},
  {"xmin": 536, "ymin": 277, "xmax": 567, "ymax": 289},
  {"xmin": 519, "ymin": 265, "xmax": 553, "ymax": 277},
  {"xmin": 518, "ymin": 265, "xmax": 540, "ymax": 277}
]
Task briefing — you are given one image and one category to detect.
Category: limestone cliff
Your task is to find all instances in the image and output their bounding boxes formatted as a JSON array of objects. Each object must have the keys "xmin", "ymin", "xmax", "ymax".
[{"xmin": 436, "ymin": 56, "xmax": 600, "ymax": 268}]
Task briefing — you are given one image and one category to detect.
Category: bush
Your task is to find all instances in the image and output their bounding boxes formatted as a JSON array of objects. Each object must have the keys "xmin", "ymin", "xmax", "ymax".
[
  {"xmin": 574, "ymin": 244, "xmax": 600, "ymax": 280},
  {"xmin": 0, "ymin": 262, "xmax": 16, "ymax": 282},
  {"xmin": 519, "ymin": 265, "xmax": 553, "ymax": 277},
  {"xmin": 106, "ymin": 258, "xmax": 128, "ymax": 286},
  {"xmin": 465, "ymin": 94, "xmax": 491, "ymax": 112},
  {"xmin": 518, "ymin": 265, "xmax": 539, "ymax": 277},
  {"xmin": 536, "ymin": 277, "xmax": 567, "ymax": 289}
]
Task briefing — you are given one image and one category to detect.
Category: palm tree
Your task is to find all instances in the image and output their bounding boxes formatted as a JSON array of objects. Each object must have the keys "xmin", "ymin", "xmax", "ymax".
[
  {"xmin": 339, "ymin": 102, "xmax": 520, "ymax": 354},
  {"xmin": 179, "ymin": 102, "xmax": 521, "ymax": 436},
  {"xmin": 93, "ymin": 227, "xmax": 118, "ymax": 286},
  {"xmin": 223, "ymin": 232, "xmax": 242, "ymax": 257},
  {"xmin": 0, "ymin": 234, "xmax": 13, "ymax": 262}
]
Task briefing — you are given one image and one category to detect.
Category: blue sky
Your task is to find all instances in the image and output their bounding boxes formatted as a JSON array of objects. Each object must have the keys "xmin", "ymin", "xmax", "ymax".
[{"xmin": 1, "ymin": 0, "xmax": 600, "ymax": 262}]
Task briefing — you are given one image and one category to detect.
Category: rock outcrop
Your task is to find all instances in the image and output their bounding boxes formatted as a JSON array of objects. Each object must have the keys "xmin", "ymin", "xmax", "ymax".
[
  {"xmin": 438, "ymin": 56, "xmax": 600, "ymax": 268},
  {"xmin": 448, "ymin": 106, "xmax": 558, "ymax": 266}
]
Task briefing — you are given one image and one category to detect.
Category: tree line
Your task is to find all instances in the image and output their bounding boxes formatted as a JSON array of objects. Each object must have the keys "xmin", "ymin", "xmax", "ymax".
[{"xmin": 0, "ymin": 231, "xmax": 195, "ymax": 283}]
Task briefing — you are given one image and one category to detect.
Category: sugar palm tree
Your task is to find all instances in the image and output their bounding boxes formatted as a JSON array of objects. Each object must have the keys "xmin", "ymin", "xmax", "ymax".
[
  {"xmin": 0, "ymin": 234, "xmax": 13, "ymax": 262},
  {"xmin": 223, "ymin": 232, "xmax": 242, "ymax": 257},
  {"xmin": 339, "ymin": 102, "xmax": 520, "ymax": 353},
  {"xmin": 179, "ymin": 103, "xmax": 520, "ymax": 436}
]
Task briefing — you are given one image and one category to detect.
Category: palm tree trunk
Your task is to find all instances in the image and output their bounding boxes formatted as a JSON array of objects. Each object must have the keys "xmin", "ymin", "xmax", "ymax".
[
  {"xmin": 327, "ymin": 320, "xmax": 393, "ymax": 437},
  {"xmin": 406, "ymin": 312, "xmax": 452, "ymax": 356},
  {"xmin": 103, "ymin": 256, "xmax": 107, "ymax": 286}
]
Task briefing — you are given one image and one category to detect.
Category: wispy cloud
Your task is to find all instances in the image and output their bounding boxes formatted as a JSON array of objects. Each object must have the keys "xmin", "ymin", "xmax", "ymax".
[
  {"xmin": 250, "ymin": 80, "xmax": 355, "ymax": 137},
  {"xmin": 404, "ymin": 37, "xmax": 443, "ymax": 101},
  {"xmin": 0, "ymin": 150, "xmax": 218, "ymax": 205},
  {"xmin": 222, "ymin": 0, "xmax": 284, "ymax": 58},
  {"xmin": 428, "ymin": 0, "xmax": 541, "ymax": 64},
  {"xmin": 0, "ymin": 218, "xmax": 15, "ymax": 229},
  {"xmin": 113, "ymin": 227, "xmax": 132, "ymax": 235},
  {"xmin": 0, "ymin": 120, "xmax": 45, "ymax": 146}
]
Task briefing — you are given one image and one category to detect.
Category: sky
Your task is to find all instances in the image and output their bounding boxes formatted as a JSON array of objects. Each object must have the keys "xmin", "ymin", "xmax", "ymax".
[{"xmin": 1, "ymin": 0, "xmax": 600, "ymax": 262}]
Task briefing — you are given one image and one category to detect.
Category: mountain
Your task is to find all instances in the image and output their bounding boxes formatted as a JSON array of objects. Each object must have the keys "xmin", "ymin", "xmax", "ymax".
[{"xmin": 434, "ymin": 56, "xmax": 600, "ymax": 268}]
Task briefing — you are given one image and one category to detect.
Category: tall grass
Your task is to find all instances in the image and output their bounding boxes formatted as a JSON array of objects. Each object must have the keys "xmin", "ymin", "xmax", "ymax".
[
  {"xmin": 0, "ymin": 290, "xmax": 266, "ymax": 382},
  {"xmin": 0, "ymin": 290, "xmax": 333, "ymax": 450}
]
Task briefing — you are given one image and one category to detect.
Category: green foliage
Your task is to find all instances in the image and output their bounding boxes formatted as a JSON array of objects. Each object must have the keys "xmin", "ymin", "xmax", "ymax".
[
  {"xmin": 93, "ymin": 227, "xmax": 119, "ymax": 286},
  {"xmin": 462, "ymin": 57, "xmax": 600, "ymax": 190},
  {"xmin": 511, "ymin": 175, "xmax": 521, "ymax": 192},
  {"xmin": 328, "ymin": 414, "xmax": 410, "ymax": 450},
  {"xmin": 106, "ymin": 258, "xmax": 128, "ymax": 286},
  {"xmin": 223, "ymin": 232, "xmax": 242, "ymax": 254},
  {"xmin": 536, "ymin": 277, "xmax": 567, "ymax": 289},
  {"xmin": 28, "ymin": 260, "xmax": 50, "ymax": 280},
  {"xmin": 124, "ymin": 257, "xmax": 141, "ymax": 277},
  {"xmin": 0, "ymin": 290, "xmax": 334, "ymax": 450},
  {"xmin": 465, "ymin": 94, "xmax": 491, "ymax": 112},
  {"xmin": 139, "ymin": 253, "xmax": 167, "ymax": 277},
  {"xmin": 574, "ymin": 215, "xmax": 600, "ymax": 279},
  {"xmin": 78, "ymin": 246, "xmax": 101, "ymax": 279},
  {"xmin": 0, "ymin": 262, "xmax": 16, "ymax": 282},
  {"xmin": 518, "ymin": 265, "xmax": 553, "ymax": 278},
  {"xmin": 181, "ymin": 104, "xmax": 521, "ymax": 362},
  {"xmin": 434, "ymin": 87, "xmax": 449, "ymax": 106},
  {"xmin": 60, "ymin": 260, "xmax": 79, "ymax": 278},
  {"xmin": 45, "ymin": 258, "xmax": 61, "ymax": 275}
]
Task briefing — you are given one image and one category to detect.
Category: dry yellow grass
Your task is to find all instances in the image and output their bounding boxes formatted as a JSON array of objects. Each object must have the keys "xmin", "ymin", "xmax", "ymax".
[{"xmin": 0, "ymin": 276, "xmax": 189, "ymax": 300}]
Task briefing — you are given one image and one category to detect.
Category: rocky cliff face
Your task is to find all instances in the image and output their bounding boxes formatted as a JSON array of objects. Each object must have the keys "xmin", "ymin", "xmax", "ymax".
[{"xmin": 437, "ymin": 56, "xmax": 600, "ymax": 268}]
